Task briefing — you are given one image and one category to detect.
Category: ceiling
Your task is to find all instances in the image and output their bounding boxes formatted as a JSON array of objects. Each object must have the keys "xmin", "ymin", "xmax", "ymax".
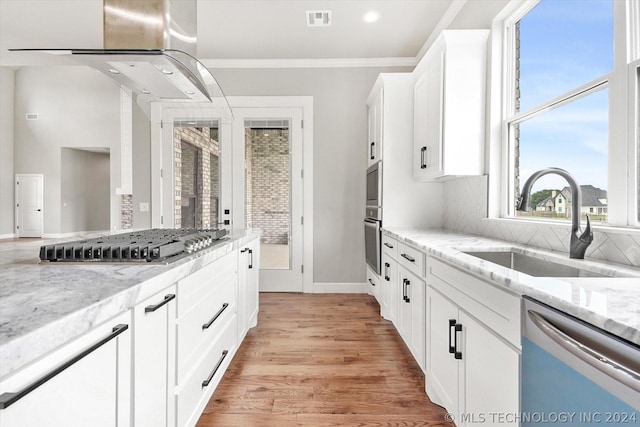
[{"xmin": 0, "ymin": 0, "xmax": 508, "ymax": 68}]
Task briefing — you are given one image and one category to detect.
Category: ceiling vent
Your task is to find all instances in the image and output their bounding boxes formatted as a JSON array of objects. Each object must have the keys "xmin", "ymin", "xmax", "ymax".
[{"xmin": 307, "ymin": 10, "xmax": 332, "ymax": 27}]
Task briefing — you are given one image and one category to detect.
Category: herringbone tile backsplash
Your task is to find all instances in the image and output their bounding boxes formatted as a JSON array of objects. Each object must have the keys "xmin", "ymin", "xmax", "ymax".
[{"xmin": 443, "ymin": 176, "xmax": 640, "ymax": 268}]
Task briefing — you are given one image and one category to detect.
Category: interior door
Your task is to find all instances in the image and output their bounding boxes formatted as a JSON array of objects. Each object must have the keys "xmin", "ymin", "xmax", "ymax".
[
  {"xmin": 234, "ymin": 108, "xmax": 304, "ymax": 292},
  {"xmin": 15, "ymin": 174, "xmax": 44, "ymax": 238}
]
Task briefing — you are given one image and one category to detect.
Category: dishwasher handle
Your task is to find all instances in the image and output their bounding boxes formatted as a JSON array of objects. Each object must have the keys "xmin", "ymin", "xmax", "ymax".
[{"xmin": 528, "ymin": 310, "xmax": 640, "ymax": 393}]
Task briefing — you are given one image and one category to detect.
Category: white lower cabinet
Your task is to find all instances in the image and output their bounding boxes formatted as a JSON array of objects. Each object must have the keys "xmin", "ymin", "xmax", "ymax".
[
  {"xmin": 397, "ymin": 265, "xmax": 425, "ymax": 371},
  {"xmin": 381, "ymin": 253, "xmax": 398, "ymax": 324},
  {"xmin": 0, "ymin": 311, "xmax": 132, "ymax": 427},
  {"xmin": 174, "ymin": 250, "xmax": 238, "ymax": 427},
  {"xmin": 366, "ymin": 266, "xmax": 383, "ymax": 309},
  {"xmin": 426, "ymin": 257, "xmax": 520, "ymax": 427},
  {"xmin": 133, "ymin": 285, "xmax": 177, "ymax": 427},
  {"xmin": 238, "ymin": 238, "xmax": 260, "ymax": 341}
]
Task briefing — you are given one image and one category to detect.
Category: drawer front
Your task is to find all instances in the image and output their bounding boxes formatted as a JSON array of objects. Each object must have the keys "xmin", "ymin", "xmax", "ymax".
[
  {"xmin": 381, "ymin": 234, "xmax": 398, "ymax": 259},
  {"xmin": 177, "ymin": 251, "xmax": 237, "ymax": 317},
  {"xmin": 176, "ymin": 265, "xmax": 236, "ymax": 382},
  {"xmin": 397, "ymin": 242, "xmax": 425, "ymax": 277},
  {"xmin": 427, "ymin": 257, "xmax": 520, "ymax": 348},
  {"xmin": 176, "ymin": 314, "xmax": 236, "ymax": 427}
]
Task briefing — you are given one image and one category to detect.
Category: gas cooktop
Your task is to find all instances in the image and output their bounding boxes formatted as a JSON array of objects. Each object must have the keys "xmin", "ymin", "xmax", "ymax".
[{"xmin": 39, "ymin": 228, "xmax": 228, "ymax": 263}]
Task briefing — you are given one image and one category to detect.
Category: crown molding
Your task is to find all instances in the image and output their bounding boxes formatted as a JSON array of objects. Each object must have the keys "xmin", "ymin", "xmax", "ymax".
[{"xmin": 200, "ymin": 57, "xmax": 418, "ymax": 69}]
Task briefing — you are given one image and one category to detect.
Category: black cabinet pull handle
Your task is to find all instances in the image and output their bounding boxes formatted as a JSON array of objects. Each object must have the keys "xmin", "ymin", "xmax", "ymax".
[
  {"xmin": 240, "ymin": 248, "xmax": 248, "ymax": 253},
  {"xmin": 248, "ymin": 249, "xmax": 253, "ymax": 269},
  {"xmin": 401, "ymin": 253, "xmax": 415, "ymax": 263},
  {"xmin": 449, "ymin": 320, "xmax": 463, "ymax": 359},
  {"xmin": 370, "ymin": 142, "xmax": 375, "ymax": 160},
  {"xmin": 384, "ymin": 262, "xmax": 390, "ymax": 281},
  {"xmin": 448, "ymin": 319, "xmax": 456, "ymax": 354},
  {"xmin": 420, "ymin": 146, "xmax": 428, "ymax": 169},
  {"xmin": 202, "ymin": 350, "xmax": 229, "ymax": 388},
  {"xmin": 383, "ymin": 242, "xmax": 394, "ymax": 249},
  {"xmin": 202, "ymin": 303, "xmax": 229, "ymax": 330},
  {"xmin": 368, "ymin": 278, "xmax": 375, "ymax": 287},
  {"xmin": 404, "ymin": 279, "xmax": 411, "ymax": 303},
  {"xmin": 0, "ymin": 324, "xmax": 129, "ymax": 410},
  {"xmin": 454, "ymin": 323, "xmax": 463, "ymax": 360},
  {"xmin": 145, "ymin": 294, "xmax": 176, "ymax": 313}
]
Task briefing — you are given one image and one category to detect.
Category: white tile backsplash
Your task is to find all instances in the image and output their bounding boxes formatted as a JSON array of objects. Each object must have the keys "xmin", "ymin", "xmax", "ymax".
[{"xmin": 443, "ymin": 176, "xmax": 640, "ymax": 268}]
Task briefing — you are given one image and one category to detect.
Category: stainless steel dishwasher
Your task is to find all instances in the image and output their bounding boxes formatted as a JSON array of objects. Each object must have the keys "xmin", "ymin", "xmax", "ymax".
[{"xmin": 522, "ymin": 297, "xmax": 640, "ymax": 426}]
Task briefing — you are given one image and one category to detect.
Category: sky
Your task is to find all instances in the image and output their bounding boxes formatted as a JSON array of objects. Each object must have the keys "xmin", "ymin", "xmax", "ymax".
[{"xmin": 517, "ymin": 0, "xmax": 612, "ymax": 194}]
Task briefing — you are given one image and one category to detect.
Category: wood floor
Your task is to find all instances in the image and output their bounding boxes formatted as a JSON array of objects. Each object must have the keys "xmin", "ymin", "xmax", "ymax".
[{"xmin": 196, "ymin": 293, "xmax": 451, "ymax": 426}]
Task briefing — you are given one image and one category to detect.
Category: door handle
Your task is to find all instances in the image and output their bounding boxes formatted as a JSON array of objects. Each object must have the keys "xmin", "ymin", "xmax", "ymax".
[
  {"xmin": 248, "ymin": 249, "xmax": 253, "ymax": 269},
  {"xmin": 36, "ymin": 209, "xmax": 42, "ymax": 212},
  {"xmin": 384, "ymin": 262, "xmax": 390, "ymax": 281},
  {"xmin": 401, "ymin": 253, "xmax": 415, "ymax": 263},
  {"xmin": 144, "ymin": 294, "xmax": 176, "ymax": 313},
  {"xmin": 370, "ymin": 142, "xmax": 375, "ymax": 160},
  {"xmin": 420, "ymin": 146, "xmax": 428, "ymax": 169},
  {"xmin": 404, "ymin": 279, "xmax": 410, "ymax": 303}
]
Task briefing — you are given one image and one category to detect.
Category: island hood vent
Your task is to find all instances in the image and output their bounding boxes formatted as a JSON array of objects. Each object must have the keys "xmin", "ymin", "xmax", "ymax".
[{"xmin": 10, "ymin": 0, "xmax": 230, "ymax": 109}]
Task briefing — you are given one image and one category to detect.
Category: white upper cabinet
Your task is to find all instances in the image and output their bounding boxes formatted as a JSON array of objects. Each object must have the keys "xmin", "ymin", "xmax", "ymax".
[
  {"xmin": 367, "ymin": 88, "xmax": 383, "ymax": 167},
  {"xmin": 413, "ymin": 30, "xmax": 489, "ymax": 181}
]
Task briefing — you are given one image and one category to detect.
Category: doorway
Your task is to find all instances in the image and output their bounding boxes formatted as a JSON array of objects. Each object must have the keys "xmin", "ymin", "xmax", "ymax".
[
  {"xmin": 15, "ymin": 174, "xmax": 44, "ymax": 238},
  {"xmin": 236, "ymin": 111, "xmax": 303, "ymax": 292}
]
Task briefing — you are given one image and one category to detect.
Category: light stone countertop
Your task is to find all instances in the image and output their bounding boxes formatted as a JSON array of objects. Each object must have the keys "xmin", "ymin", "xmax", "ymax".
[
  {"xmin": 0, "ymin": 229, "xmax": 261, "ymax": 378},
  {"xmin": 384, "ymin": 228, "xmax": 640, "ymax": 346}
]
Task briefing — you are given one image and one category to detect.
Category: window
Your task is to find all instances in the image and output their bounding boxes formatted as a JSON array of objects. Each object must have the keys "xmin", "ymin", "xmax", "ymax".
[{"xmin": 503, "ymin": 0, "xmax": 639, "ymax": 226}]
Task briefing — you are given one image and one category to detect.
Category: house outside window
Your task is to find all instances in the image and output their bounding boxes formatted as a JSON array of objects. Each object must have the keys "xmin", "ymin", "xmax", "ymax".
[{"xmin": 501, "ymin": 0, "xmax": 640, "ymax": 227}]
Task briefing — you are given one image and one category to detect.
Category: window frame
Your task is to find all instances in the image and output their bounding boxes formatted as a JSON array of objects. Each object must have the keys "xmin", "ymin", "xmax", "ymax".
[{"xmin": 491, "ymin": 0, "xmax": 640, "ymax": 229}]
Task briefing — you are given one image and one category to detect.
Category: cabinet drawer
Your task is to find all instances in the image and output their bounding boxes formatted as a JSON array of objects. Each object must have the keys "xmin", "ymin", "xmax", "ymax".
[
  {"xmin": 427, "ymin": 257, "xmax": 520, "ymax": 348},
  {"xmin": 176, "ymin": 265, "xmax": 236, "ymax": 382},
  {"xmin": 176, "ymin": 314, "xmax": 236, "ymax": 427},
  {"xmin": 381, "ymin": 234, "xmax": 398, "ymax": 259},
  {"xmin": 177, "ymin": 251, "xmax": 237, "ymax": 317},
  {"xmin": 397, "ymin": 242, "xmax": 425, "ymax": 277}
]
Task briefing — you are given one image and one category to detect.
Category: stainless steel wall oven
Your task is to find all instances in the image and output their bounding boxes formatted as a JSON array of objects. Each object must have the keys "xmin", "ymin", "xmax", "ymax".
[{"xmin": 364, "ymin": 160, "xmax": 383, "ymax": 275}]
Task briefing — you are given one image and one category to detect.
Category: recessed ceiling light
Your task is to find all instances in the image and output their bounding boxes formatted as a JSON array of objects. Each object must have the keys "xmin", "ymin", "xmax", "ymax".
[
  {"xmin": 161, "ymin": 69, "xmax": 173, "ymax": 75},
  {"xmin": 185, "ymin": 90, "xmax": 195, "ymax": 95},
  {"xmin": 363, "ymin": 11, "xmax": 379, "ymax": 23},
  {"xmin": 141, "ymin": 89, "xmax": 151, "ymax": 94},
  {"xmin": 108, "ymin": 68, "xmax": 120, "ymax": 74}
]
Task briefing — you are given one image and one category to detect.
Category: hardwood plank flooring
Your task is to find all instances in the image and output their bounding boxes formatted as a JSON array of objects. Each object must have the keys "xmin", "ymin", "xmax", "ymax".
[{"xmin": 196, "ymin": 293, "xmax": 451, "ymax": 426}]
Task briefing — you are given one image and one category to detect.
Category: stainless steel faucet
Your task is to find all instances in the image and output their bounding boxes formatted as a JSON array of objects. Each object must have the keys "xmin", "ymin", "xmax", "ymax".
[{"xmin": 516, "ymin": 167, "xmax": 593, "ymax": 259}]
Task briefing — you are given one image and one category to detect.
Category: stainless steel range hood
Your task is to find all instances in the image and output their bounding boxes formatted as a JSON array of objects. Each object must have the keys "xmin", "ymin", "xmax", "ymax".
[{"xmin": 10, "ymin": 0, "xmax": 230, "ymax": 110}]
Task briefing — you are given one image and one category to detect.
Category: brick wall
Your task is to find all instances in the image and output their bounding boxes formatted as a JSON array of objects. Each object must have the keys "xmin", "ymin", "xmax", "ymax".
[
  {"xmin": 245, "ymin": 128, "xmax": 290, "ymax": 244},
  {"xmin": 121, "ymin": 194, "xmax": 133, "ymax": 229},
  {"xmin": 173, "ymin": 126, "xmax": 220, "ymax": 228}
]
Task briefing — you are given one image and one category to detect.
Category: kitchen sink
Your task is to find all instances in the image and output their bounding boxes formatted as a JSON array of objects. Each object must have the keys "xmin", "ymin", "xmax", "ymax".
[{"xmin": 463, "ymin": 250, "xmax": 610, "ymax": 278}]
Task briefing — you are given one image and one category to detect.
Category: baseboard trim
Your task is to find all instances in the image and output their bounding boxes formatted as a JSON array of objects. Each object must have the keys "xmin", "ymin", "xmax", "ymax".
[
  {"xmin": 312, "ymin": 282, "xmax": 367, "ymax": 294},
  {"xmin": 0, "ymin": 233, "xmax": 16, "ymax": 240}
]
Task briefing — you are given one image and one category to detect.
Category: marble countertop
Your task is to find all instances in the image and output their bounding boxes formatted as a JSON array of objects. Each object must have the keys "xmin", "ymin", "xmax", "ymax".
[
  {"xmin": 0, "ymin": 229, "xmax": 261, "ymax": 377},
  {"xmin": 384, "ymin": 228, "xmax": 640, "ymax": 346}
]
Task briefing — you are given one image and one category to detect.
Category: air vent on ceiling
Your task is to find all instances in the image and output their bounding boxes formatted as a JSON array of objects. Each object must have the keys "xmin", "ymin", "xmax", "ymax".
[
  {"xmin": 307, "ymin": 10, "xmax": 331, "ymax": 27},
  {"xmin": 26, "ymin": 113, "xmax": 38, "ymax": 120}
]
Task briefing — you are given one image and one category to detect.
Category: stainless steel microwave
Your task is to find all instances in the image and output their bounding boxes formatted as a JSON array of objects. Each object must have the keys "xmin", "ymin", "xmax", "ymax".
[{"xmin": 366, "ymin": 161, "xmax": 382, "ymax": 207}]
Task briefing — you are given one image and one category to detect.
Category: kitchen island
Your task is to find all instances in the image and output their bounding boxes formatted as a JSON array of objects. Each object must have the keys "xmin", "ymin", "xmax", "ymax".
[{"xmin": 0, "ymin": 229, "xmax": 260, "ymax": 427}]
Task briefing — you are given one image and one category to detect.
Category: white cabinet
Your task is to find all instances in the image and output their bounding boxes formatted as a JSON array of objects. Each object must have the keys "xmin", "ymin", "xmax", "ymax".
[
  {"xmin": 397, "ymin": 265, "xmax": 425, "ymax": 371},
  {"xmin": 413, "ymin": 30, "xmax": 489, "ymax": 181},
  {"xmin": 0, "ymin": 311, "xmax": 131, "ymax": 427},
  {"xmin": 238, "ymin": 238, "xmax": 260, "ymax": 340},
  {"xmin": 175, "ymin": 250, "xmax": 238, "ymax": 427},
  {"xmin": 133, "ymin": 285, "xmax": 177, "ymax": 427},
  {"xmin": 426, "ymin": 257, "xmax": 520, "ymax": 427},
  {"xmin": 381, "ymin": 253, "xmax": 398, "ymax": 324},
  {"xmin": 367, "ymin": 87, "xmax": 383, "ymax": 167},
  {"xmin": 366, "ymin": 265, "xmax": 382, "ymax": 308}
]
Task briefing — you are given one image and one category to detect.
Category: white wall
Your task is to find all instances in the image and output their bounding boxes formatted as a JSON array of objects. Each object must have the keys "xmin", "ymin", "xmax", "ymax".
[
  {"xmin": 211, "ymin": 67, "xmax": 411, "ymax": 284},
  {"xmin": 0, "ymin": 68, "xmax": 15, "ymax": 238},
  {"xmin": 13, "ymin": 66, "xmax": 122, "ymax": 235}
]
